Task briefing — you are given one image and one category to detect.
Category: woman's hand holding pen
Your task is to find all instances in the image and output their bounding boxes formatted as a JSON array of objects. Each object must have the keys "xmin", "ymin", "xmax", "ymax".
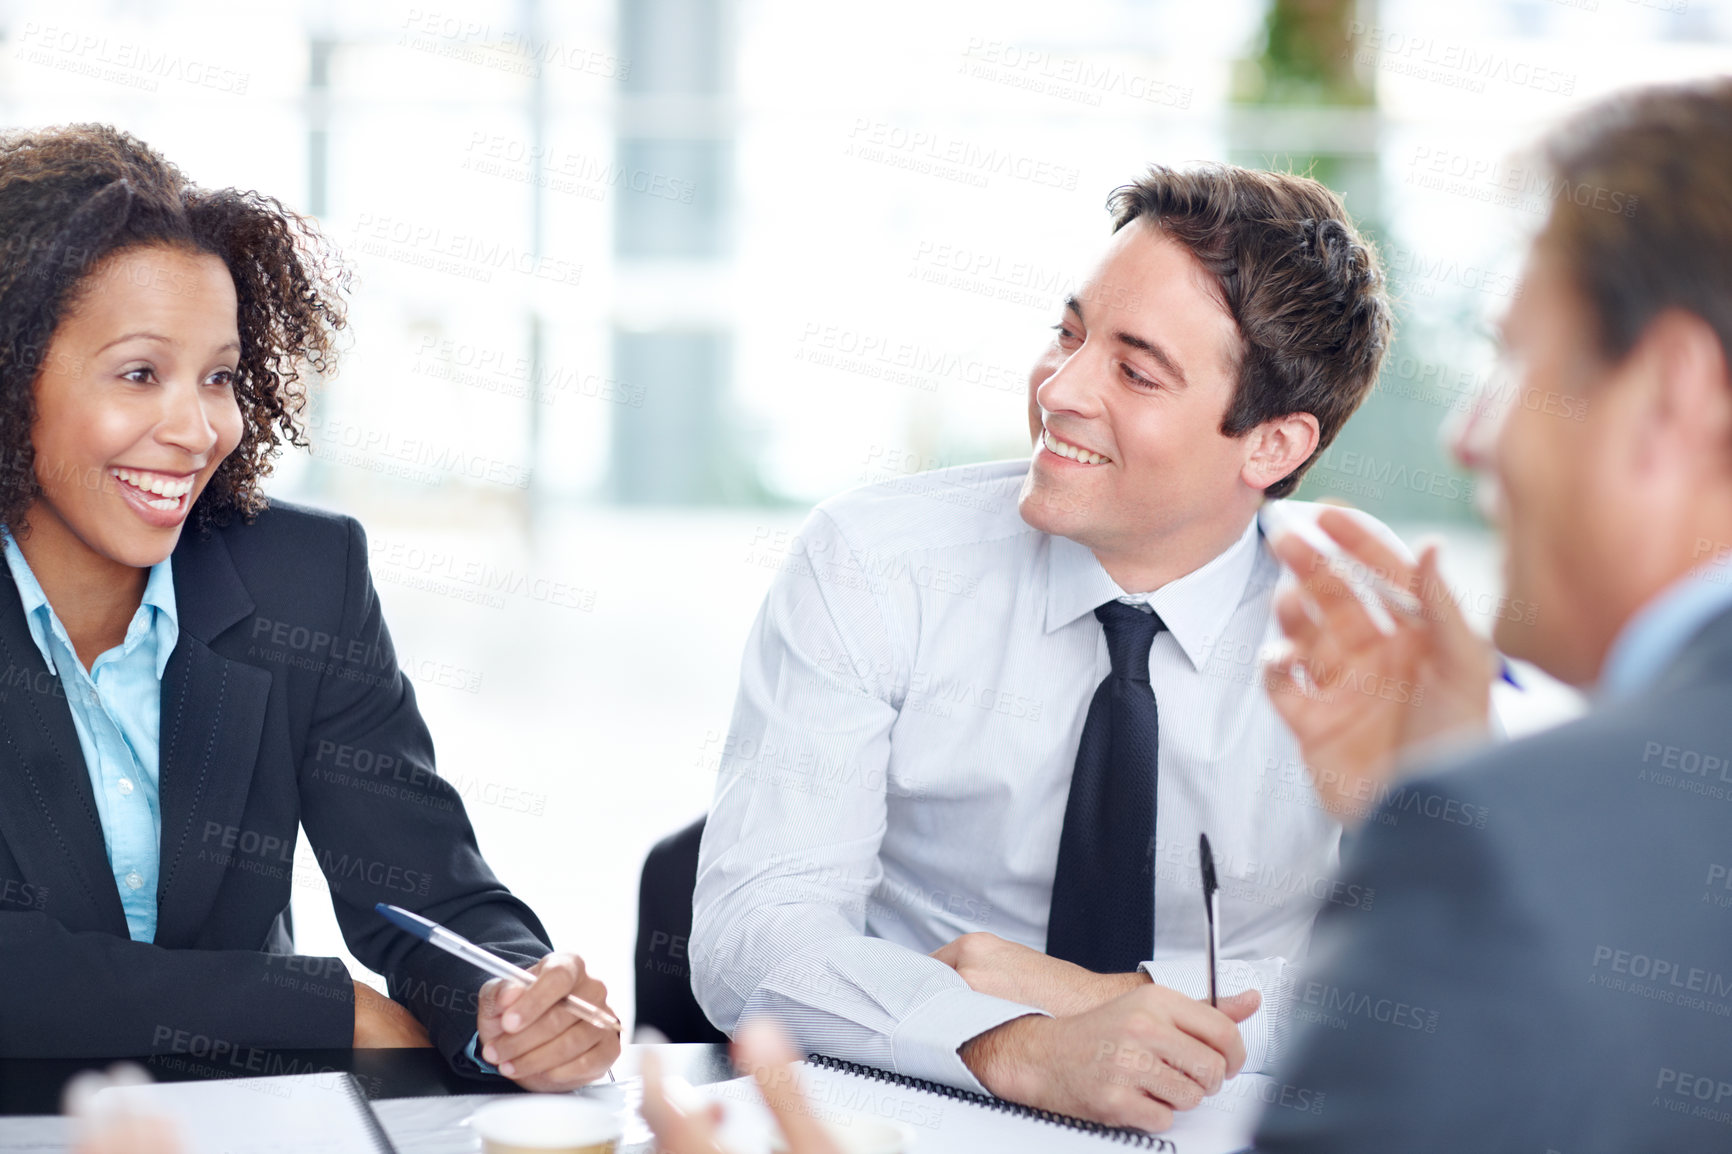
[
  {"xmin": 477, "ymin": 952, "xmax": 621, "ymax": 1091},
  {"xmin": 1262, "ymin": 507, "xmax": 1497, "ymax": 825}
]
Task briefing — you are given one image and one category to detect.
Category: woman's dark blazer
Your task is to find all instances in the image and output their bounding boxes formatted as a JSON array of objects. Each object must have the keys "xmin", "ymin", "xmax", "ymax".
[{"xmin": 0, "ymin": 500, "xmax": 553, "ymax": 1072}]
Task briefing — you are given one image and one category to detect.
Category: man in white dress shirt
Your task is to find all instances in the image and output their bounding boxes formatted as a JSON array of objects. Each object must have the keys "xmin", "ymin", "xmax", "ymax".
[{"xmin": 692, "ymin": 164, "xmax": 1398, "ymax": 1131}]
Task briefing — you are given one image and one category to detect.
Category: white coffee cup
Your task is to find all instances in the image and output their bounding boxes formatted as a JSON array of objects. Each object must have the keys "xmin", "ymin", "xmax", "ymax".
[{"xmin": 472, "ymin": 1097, "xmax": 623, "ymax": 1154}]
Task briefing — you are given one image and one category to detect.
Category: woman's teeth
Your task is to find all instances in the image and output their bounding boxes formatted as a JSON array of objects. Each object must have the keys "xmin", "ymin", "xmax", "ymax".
[
  {"xmin": 111, "ymin": 468, "xmax": 193, "ymax": 510},
  {"xmin": 1042, "ymin": 429, "xmax": 1111, "ymax": 465}
]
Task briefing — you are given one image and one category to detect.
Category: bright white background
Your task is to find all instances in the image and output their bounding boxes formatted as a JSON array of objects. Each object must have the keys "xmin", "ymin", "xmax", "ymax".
[{"xmin": 2, "ymin": 0, "xmax": 1728, "ymax": 1030}]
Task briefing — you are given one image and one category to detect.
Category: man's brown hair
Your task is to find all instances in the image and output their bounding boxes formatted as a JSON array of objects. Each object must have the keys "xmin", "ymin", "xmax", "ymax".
[
  {"xmin": 1109, "ymin": 165, "xmax": 1391, "ymax": 499},
  {"xmin": 1539, "ymin": 79, "xmax": 1732, "ymax": 370}
]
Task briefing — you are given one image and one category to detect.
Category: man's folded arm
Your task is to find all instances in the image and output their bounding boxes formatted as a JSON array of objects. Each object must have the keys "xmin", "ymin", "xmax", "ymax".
[
  {"xmin": 692, "ymin": 507, "xmax": 1044, "ymax": 1094},
  {"xmin": 730, "ymin": 930, "xmax": 1048, "ymax": 1092},
  {"xmin": 695, "ymin": 780, "xmax": 1048, "ymax": 1092},
  {"xmin": 0, "ymin": 912, "xmax": 355, "ymax": 1058}
]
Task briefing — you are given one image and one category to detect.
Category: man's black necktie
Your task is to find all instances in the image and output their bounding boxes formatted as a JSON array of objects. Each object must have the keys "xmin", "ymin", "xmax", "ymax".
[{"xmin": 1046, "ymin": 600, "xmax": 1164, "ymax": 973}]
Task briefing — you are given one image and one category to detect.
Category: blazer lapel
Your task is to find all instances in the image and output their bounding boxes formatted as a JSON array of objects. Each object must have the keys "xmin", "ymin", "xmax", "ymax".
[
  {"xmin": 151, "ymin": 527, "xmax": 272, "ymax": 948},
  {"xmin": 0, "ymin": 575, "xmax": 128, "ymax": 934}
]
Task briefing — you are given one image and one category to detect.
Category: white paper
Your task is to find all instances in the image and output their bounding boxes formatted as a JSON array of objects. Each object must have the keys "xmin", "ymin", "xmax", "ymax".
[
  {"xmin": 94, "ymin": 1072, "xmax": 388, "ymax": 1154},
  {"xmin": 694, "ymin": 1064, "xmax": 1270, "ymax": 1154}
]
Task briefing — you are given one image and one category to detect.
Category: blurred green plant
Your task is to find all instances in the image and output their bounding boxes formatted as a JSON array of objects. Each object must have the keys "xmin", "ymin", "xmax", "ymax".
[
  {"xmin": 1232, "ymin": 0, "xmax": 1482, "ymax": 525},
  {"xmin": 1234, "ymin": 0, "xmax": 1374, "ymax": 107}
]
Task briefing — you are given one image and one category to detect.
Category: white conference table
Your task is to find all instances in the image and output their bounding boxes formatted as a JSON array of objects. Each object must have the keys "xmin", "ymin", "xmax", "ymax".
[
  {"xmin": 0, "ymin": 1043, "xmax": 1267, "ymax": 1153},
  {"xmin": 0, "ymin": 1043, "xmax": 735, "ymax": 1154}
]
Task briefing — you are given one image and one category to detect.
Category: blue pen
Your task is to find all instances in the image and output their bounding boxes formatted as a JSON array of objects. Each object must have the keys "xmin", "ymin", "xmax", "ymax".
[{"xmin": 374, "ymin": 903, "xmax": 621, "ymax": 1034}]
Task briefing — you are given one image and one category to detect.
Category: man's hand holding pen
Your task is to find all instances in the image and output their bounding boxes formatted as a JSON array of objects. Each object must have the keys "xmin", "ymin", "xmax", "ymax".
[
  {"xmin": 932, "ymin": 931, "xmax": 1259, "ymax": 1130},
  {"xmin": 477, "ymin": 952, "xmax": 622, "ymax": 1091},
  {"xmin": 957, "ymin": 984, "xmax": 1260, "ymax": 1132}
]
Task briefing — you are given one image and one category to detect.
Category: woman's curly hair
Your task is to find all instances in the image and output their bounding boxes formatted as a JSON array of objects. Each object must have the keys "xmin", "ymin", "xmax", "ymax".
[{"xmin": 0, "ymin": 123, "xmax": 348, "ymax": 534}]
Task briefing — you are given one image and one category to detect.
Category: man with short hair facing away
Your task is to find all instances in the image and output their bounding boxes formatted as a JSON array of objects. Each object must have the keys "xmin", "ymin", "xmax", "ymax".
[{"xmin": 1253, "ymin": 80, "xmax": 1732, "ymax": 1152}]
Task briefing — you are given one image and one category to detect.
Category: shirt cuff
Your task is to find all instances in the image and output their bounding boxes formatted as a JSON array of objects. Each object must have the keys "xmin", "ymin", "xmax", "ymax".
[
  {"xmin": 889, "ymin": 987, "xmax": 1047, "ymax": 1095},
  {"xmin": 464, "ymin": 1031, "xmax": 499, "ymax": 1075}
]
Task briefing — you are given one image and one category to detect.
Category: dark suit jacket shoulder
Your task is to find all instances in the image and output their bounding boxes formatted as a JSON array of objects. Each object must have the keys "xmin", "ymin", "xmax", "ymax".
[
  {"xmin": 0, "ymin": 500, "xmax": 551, "ymax": 1072},
  {"xmin": 1256, "ymin": 609, "xmax": 1732, "ymax": 1153}
]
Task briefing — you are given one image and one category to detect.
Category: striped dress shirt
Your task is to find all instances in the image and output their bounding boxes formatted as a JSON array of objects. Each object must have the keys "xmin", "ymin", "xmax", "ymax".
[{"xmin": 693, "ymin": 459, "xmax": 1405, "ymax": 1094}]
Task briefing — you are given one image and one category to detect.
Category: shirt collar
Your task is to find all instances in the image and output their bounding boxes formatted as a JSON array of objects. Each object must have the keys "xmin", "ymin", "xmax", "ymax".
[
  {"xmin": 1599, "ymin": 555, "xmax": 1732, "ymax": 699},
  {"xmin": 1, "ymin": 529, "xmax": 179, "ymax": 679},
  {"xmin": 139, "ymin": 550, "xmax": 180, "ymax": 679},
  {"xmin": 1043, "ymin": 513, "xmax": 1263, "ymax": 671},
  {"xmin": 2, "ymin": 530, "xmax": 55, "ymax": 672}
]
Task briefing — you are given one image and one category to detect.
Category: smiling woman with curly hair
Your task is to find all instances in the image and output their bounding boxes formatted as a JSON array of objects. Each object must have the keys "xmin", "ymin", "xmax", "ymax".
[
  {"xmin": 0, "ymin": 124, "xmax": 343, "ymax": 534},
  {"xmin": 0, "ymin": 124, "xmax": 620, "ymax": 1090}
]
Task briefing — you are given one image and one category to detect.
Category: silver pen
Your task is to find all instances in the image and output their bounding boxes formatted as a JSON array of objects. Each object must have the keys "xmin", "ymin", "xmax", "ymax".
[{"xmin": 374, "ymin": 903, "xmax": 622, "ymax": 1034}]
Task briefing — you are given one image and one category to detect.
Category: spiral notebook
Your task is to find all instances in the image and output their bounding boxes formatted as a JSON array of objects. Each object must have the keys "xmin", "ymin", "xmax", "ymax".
[
  {"xmin": 700, "ymin": 1053, "xmax": 1267, "ymax": 1154},
  {"xmin": 93, "ymin": 1072, "xmax": 396, "ymax": 1154}
]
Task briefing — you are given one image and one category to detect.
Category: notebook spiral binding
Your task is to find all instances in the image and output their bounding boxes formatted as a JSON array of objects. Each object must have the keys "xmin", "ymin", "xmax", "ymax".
[
  {"xmin": 806, "ymin": 1053, "xmax": 1175, "ymax": 1150},
  {"xmin": 341, "ymin": 1073, "xmax": 400, "ymax": 1154}
]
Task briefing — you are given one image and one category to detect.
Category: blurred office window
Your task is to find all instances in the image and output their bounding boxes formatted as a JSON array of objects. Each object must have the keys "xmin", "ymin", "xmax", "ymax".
[
  {"xmin": 613, "ymin": 330, "xmax": 741, "ymax": 501},
  {"xmin": 612, "ymin": 0, "xmax": 742, "ymax": 502}
]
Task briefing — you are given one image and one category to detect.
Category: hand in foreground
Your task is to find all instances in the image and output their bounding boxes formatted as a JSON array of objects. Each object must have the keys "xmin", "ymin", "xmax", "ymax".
[
  {"xmin": 74, "ymin": 1116, "xmax": 181, "ymax": 1154},
  {"xmin": 477, "ymin": 952, "xmax": 621, "ymax": 1091},
  {"xmin": 641, "ymin": 1019, "xmax": 843, "ymax": 1154},
  {"xmin": 1263, "ymin": 507, "xmax": 1496, "ymax": 825},
  {"xmin": 352, "ymin": 979, "xmax": 433, "ymax": 1048},
  {"xmin": 962, "ymin": 984, "xmax": 1260, "ymax": 1132},
  {"xmin": 64, "ymin": 1065, "xmax": 182, "ymax": 1154},
  {"xmin": 932, "ymin": 931, "xmax": 1148, "ymax": 1017}
]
